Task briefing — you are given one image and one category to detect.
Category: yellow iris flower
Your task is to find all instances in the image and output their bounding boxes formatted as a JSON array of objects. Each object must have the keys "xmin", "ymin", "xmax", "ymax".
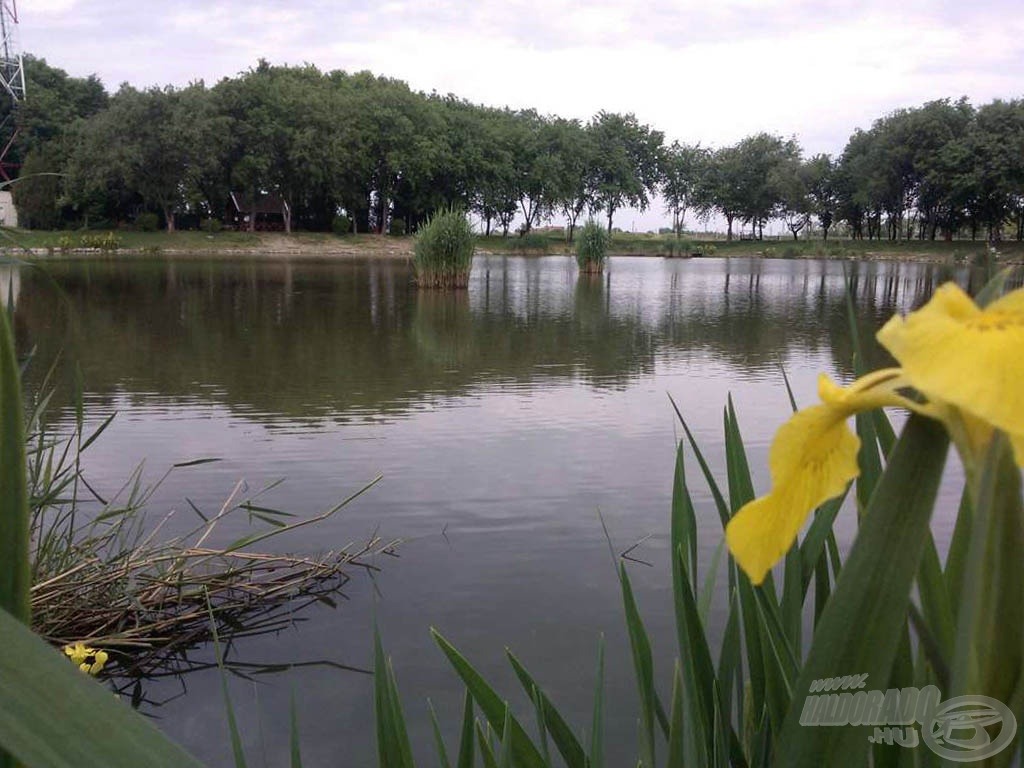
[
  {"xmin": 63, "ymin": 642, "xmax": 109, "ymax": 676},
  {"xmin": 726, "ymin": 282, "xmax": 1024, "ymax": 585}
]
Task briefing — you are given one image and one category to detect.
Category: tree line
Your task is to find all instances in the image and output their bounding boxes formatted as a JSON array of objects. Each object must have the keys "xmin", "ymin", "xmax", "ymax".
[{"xmin": 10, "ymin": 56, "xmax": 1024, "ymax": 241}]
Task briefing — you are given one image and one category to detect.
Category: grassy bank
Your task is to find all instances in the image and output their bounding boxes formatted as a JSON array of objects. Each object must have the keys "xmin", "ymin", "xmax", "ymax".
[{"xmin": 4, "ymin": 227, "xmax": 1023, "ymax": 264}]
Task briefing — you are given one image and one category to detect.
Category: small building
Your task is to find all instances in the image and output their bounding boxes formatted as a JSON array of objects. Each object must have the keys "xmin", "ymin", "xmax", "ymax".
[
  {"xmin": 226, "ymin": 192, "xmax": 290, "ymax": 231},
  {"xmin": 0, "ymin": 191, "xmax": 18, "ymax": 227}
]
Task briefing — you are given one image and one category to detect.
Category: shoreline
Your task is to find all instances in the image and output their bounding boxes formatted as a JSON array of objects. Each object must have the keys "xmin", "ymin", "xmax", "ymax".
[{"xmin": 2, "ymin": 230, "xmax": 1021, "ymax": 265}]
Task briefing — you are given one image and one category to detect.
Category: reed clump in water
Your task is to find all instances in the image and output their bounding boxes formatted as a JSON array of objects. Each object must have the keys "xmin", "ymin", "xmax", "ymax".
[
  {"xmin": 413, "ymin": 209, "xmax": 475, "ymax": 289},
  {"xmin": 575, "ymin": 219, "xmax": 609, "ymax": 273},
  {"xmin": 25, "ymin": 377, "xmax": 396, "ymax": 675}
]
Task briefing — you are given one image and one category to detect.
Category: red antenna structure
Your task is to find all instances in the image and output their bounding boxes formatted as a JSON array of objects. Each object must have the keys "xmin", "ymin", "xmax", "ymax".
[{"xmin": 0, "ymin": 0, "xmax": 24, "ymax": 181}]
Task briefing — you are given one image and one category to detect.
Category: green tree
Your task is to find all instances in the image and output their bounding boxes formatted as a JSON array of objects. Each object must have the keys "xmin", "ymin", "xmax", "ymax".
[
  {"xmin": 588, "ymin": 111, "xmax": 663, "ymax": 232},
  {"xmin": 544, "ymin": 118, "xmax": 595, "ymax": 242},
  {"xmin": 660, "ymin": 141, "xmax": 707, "ymax": 238}
]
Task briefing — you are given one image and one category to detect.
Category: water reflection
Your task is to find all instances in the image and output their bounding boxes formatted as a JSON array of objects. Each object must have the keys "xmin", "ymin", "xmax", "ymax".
[{"xmin": 13, "ymin": 256, "xmax": 995, "ymax": 423}]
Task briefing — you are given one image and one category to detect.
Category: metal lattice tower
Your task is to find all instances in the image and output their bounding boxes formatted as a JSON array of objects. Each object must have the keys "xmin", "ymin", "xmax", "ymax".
[
  {"xmin": 0, "ymin": 0, "xmax": 23, "ymax": 104},
  {"xmin": 0, "ymin": 0, "xmax": 22, "ymax": 181}
]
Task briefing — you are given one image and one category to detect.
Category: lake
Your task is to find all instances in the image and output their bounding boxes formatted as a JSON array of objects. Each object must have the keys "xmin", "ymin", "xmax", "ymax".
[{"xmin": 12, "ymin": 254, "xmax": 974, "ymax": 766}]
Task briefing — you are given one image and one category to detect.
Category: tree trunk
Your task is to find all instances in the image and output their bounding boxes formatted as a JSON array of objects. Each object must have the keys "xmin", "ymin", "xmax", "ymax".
[
  {"xmin": 485, "ymin": 215, "xmax": 492, "ymax": 237},
  {"xmin": 823, "ymin": 225, "xmax": 830, "ymax": 242},
  {"xmin": 164, "ymin": 207, "xmax": 175, "ymax": 233},
  {"xmin": 606, "ymin": 208, "xmax": 614, "ymax": 233},
  {"xmin": 249, "ymin": 185, "xmax": 257, "ymax": 233},
  {"xmin": 726, "ymin": 214, "xmax": 734, "ymax": 241},
  {"xmin": 284, "ymin": 202, "xmax": 292, "ymax": 235}
]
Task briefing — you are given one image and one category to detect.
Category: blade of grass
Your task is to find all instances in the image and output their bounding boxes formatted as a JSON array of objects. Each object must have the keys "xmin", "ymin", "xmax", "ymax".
[
  {"xmin": 208, "ymin": 597, "xmax": 247, "ymax": 768},
  {"xmin": 506, "ymin": 651, "xmax": 585, "ymax": 768},
  {"xmin": 289, "ymin": 690, "xmax": 303, "ymax": 768},
  {"xmin": 456, "ymin": 690, "xmax": 475, "ymax": 768},
  {"xmin": 374, "ymin": 628, "xmax": 414, "ymax": 768},
  {"xmin": 0, "ymin": 252, "xmax": 28, "ymax": 768},
  {"xmin": 432, "ymin": 629, "xmax": 546, "ymax": 768},
  {"xmin": 589, "ymin": 635, "xmax": 605, "ymax": 768},
  {"xmin": 428, "ymin": 701, "xmax": 452, "ymax": 768}
]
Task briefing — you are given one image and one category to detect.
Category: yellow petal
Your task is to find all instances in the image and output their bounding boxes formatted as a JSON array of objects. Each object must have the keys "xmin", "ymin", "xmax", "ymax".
[
  {"xmin": 726, "ymin": 398, "xmax": 860, "ymax": 584},
  {"xmin": 878, "ymin": 283, "xmax": 1024, "ymax": 465}
]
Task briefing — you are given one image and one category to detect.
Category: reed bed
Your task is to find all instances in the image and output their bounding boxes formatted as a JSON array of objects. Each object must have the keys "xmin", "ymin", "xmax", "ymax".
[
  {"xmin": 575, "ymin": 219, "xmax": 609, "ymax": 273},
  {"xmin": 413, "ymin": 209, "xmax": 475, "ymax": 288}
]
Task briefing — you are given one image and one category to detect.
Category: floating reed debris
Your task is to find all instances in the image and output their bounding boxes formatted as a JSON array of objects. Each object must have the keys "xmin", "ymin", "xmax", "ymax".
[{"xmin": 25, "ymin": 379, "xmax": 396, "ymax": 676}]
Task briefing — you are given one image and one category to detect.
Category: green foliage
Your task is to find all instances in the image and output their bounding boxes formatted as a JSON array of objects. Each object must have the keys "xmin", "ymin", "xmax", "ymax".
[
  {"xmin": 133, "ymin": 212, "xmax": 159, "ymax": 232},
  {"xmin": 200, "ymin": 217, "xmax": 222, "ymax": 233},
  {"xmin": 12, "ymin": 148, "xmax": 63, "ymax": 229},
  {"xmin": 17, "ymin": 53, "xmax": 1024, "ymax": 241},
  {"xmin": 389, "ymin": 218, "xmax": 407, "ymax": 236},
  {"xmin": 77, "ymin": 232, "xmax": 122, "ymax": 250},
  {"xmin": 509, "ymin": 233, "xmax": 549, "ymax": 253},
  {"xmin": 575, "ymin": 220, "xmax": 608, "ymax": 272},
  {"xmin": 332, "ymin": 215, "xmax": 352, "ymax": 235},
  {"xmin": 662, "ymin": 238, "xmax": 694, "ymax": 257},
  {"xmin": 413, "ymin": 209, "xmax": 475, "ymax": 289}
]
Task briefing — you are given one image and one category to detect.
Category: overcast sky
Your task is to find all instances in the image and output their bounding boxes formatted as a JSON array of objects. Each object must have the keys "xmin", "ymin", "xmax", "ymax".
[{"xmin": 24, "ymin": 0, "xmax": 1024, "ymax": 233}]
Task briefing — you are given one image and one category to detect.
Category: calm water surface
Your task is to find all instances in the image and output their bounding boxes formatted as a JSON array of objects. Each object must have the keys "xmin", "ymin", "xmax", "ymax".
[{"xmin": 13, "ymin": 255, "xmax": 972, "ymax": 766}]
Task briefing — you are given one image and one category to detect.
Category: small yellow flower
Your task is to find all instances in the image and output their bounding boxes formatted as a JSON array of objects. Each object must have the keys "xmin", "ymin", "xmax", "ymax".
[
  {"xmin": 726, "ymin": 282, "xmax": 1024, "ymax": 585},
  {"xmin": 63, "ymin": 643, "xmax": 109, "ymax": 676}
]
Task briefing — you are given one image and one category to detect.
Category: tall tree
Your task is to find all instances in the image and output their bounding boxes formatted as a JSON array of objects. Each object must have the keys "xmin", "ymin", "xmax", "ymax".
[
  {"xmin": 660, "ymin": 141, "xmax": 707, "ymax": 238},
  {"xmin": 588, "ymin": 111, "xmax": 663, "ymax": 232}
]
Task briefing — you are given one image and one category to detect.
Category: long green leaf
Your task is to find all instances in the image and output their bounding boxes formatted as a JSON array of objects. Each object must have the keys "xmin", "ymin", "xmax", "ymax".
[
  {"xmin": 0, "ymin": 249, "xmax": 28, "ymax": 768},
  {"xmin": 589, "ymin": 636, "xmax": 605, "ymax": 768},
  {"xmin": 374, "ymin": 629, "xmax": 414, "ymax": 768},
  {"xmin": 619, "ymin": 563, "xmax": 662, "ymax": 767},
  {"xmin": 0, "ymin": 298, "xmax": 28, "ymax": 625},
  {"xmin": 456, "ymin": 690, "xmax": 475, "ymax": 768},
  {"xmin": 950, "ymin": 432, "xmax": 1024, "ymax": 768},
  {"xmin": 0, "ymin": 607, "xmax": 205, "ymax": 768},
  {"xmin": 432, "ymin": 630, "xmax": 546, "ymax": 768},
  {"xmin": 506, "ymin": 651, "xmax": 585, "ymax": 768},
  {"xmin": 776, "ymin": 415, "xmax": 949, "ymax": 767}
]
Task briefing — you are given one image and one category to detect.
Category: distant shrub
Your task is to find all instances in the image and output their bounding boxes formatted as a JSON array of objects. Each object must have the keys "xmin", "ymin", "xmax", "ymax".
[
  {"xmin": 576, "ymin": 219, "xmax": 609, "ymax": 273},
  {"xmin": 78, "ymin": 232, "xmax": 122, "ymax": 251},
  {"xmin": 389, "ymin": 219, "xmax": 407, "ymax": 236},
  {"xmin": 662, "ymin": 238, "xmax": 694, "ymax": 257},
  {"xmin": 200, "ymin": 217, "xmax": 222, "ymax": 233},
  {"xmin": 134, "ymin": 212, "xmax": 160, "ymax": 232},
  {"xmin": 413, "ymin": 209, "xmax": 475, "ymax": 289},
  {"xmin": 510, "ymin": 233, "xmax": 549, "ymax": 253},
  {"xmin": 697, "ymin": 243, "xmax": 716, "ymax": 257},
  {"xmin": 332, "ymin": 215, "xmax": 352, "ymax": 236}
]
